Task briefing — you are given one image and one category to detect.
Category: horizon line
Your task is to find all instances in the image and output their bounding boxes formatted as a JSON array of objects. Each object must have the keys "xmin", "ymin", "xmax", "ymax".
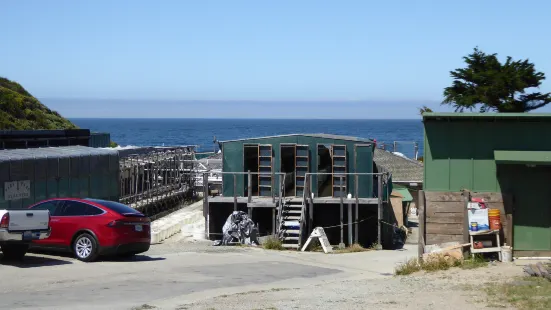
[
  {"xmin": 69, "ymin": 117, "xmax": 422, "ymax": 120},
  {"xmin": 43, "ymin": 97, "xmax": 441, "ymax": 103}
]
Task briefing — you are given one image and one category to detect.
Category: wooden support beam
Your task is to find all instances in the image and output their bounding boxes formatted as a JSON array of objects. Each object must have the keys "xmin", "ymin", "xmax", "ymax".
[
  {"xmin": 247, "ymin": 170, "xmax": 252, "ymax": 203},
  {"xmin": 348, "ymin": 201, "xmax": 353, "ymax": 245},
  {"xmin": 462, "ymin": 191, "xmax": 470, "ymax": 244},
  {"xmin": 377, "ymin": 175, "xmax": 383, "ymax": 250},
  {"xmin": 233, "ymin": 174, "xmax": 237, "ymax": 211},
  {"xmin": 355, "ymin": 174, "xmax": 359, "ymax": 244},
  {"xmin": 339, "ymin": 176, "xmax": 344, "ymax": 248},
  {"xmin": 418, "ymin": 190, "xmax": 425, "ymax": 258},
  {"xmin": 203, "ymin": 173, "xmax": 209, "ymax": 239}
]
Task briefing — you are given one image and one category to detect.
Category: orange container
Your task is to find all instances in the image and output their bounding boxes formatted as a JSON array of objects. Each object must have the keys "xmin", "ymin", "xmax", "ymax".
[
  {"xmin": 489, "ymin": 216, "xmax": 501, "ymax": 230},
  {"xmin": 489, "ymin": 209, "xmax": 500, "ymax": 216}
]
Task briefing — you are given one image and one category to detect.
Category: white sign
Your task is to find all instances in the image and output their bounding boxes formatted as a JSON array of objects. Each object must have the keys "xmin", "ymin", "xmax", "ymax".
[
  {"xmin": 4, "ymin": 180, "xmax": 31, "ymax": 201},
  {"xmin": 301, "ymin": 227, "xmax": 333, "ymax": 253}
]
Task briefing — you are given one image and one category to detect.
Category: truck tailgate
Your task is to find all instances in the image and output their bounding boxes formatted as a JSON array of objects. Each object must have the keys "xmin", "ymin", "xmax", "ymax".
[{"xmin": 8, "ymin": 210, "xmax": 49, "ymax": 231}]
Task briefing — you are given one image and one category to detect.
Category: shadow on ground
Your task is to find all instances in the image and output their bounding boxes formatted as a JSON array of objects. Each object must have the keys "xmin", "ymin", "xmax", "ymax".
[
  {"xmin": 0, "ymin": 254, "xmax": 72, "ymax": 268},
  {"xmin": 100, "ymin": 255, "xmax": 166, "ymax": 263},
  {"xmin": 28, "ymin": 249, "xmax": 164, "ymax": 263}
]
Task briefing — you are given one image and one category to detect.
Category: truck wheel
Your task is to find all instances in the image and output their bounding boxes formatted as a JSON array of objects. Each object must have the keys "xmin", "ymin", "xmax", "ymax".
[
  {"xmin": 73, "ymin": 233, "xmax": 99, "ymax": 262},
  {"xmin": 1, "ymin": 244, "xmax": 29, "ymax": 260}
]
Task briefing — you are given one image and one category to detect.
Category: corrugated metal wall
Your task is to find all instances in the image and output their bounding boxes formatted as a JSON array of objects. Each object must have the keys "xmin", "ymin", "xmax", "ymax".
[
  {"xmin": 423, "ymin": 117, "xmax": 551, "ymax": 253},
  {"xmin": 88, "ymin": 132, "xmax": 111, "ymax": 148},
  {"xmin": 221, "ymin": 135, "xmax": 376, "ymax": 198},
  {"xmin": 0, "ymin": 146, "xmax": 119, "ymax": 209},
  {"xmin": 424, "ymin": 119, "xmax": 551, "ymax": 192}
]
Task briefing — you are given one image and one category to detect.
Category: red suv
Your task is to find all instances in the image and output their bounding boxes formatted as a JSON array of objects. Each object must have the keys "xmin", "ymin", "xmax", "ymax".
[{"xmin": 28, "ymin": 198, "xmax": 151, "ymax": 262}]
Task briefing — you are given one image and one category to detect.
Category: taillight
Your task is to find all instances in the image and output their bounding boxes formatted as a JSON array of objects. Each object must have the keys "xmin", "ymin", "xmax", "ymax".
[
  {"xmin": 0, "ymin": 213, "xmax": 9, "ymax": 229},
  {"xmin": 107, "ymin": 220, "xmax": 123, "ymax": 227}
]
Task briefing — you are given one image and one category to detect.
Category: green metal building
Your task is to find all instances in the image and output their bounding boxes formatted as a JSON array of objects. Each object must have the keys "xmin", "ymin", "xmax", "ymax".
[
  {"xmin": 220, "ymin": 134, "xmax": 378, "ymax": 198},
  {"xmin": 423, "ymin": 113, "xmax": 551, "ymax": 254},
  {"xmin": 0, "ymin": 146, "xmax": 120, "ymax": 209}
]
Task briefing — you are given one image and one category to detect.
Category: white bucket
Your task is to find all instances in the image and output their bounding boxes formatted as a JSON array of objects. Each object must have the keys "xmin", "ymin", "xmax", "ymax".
[{"xmin": 501, "ymin": 245, "xmax": 513, "ymax": 262}]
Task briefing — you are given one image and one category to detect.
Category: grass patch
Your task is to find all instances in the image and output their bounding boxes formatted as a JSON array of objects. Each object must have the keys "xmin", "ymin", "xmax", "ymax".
[
  {"xmin": 394, "ymin": 254, "xmax": 486, "ymax": 276},
  {"xmin": 485, "ymin": 276, "xmax": 551, "ymax": 309},
  {"xmin": 262, "ymin": 237, "xmax": 285, "ymax": 250},
  {"xmin": 333, "ymin": 243, "xmax": 371, "ymax": 253},
  {"xmin": 132, "ymin": 305, "xmax": 156, "ymax": 310},
  {"xmin": 460, "ymin": 254, "xmax": 487, "ymax": 269}
]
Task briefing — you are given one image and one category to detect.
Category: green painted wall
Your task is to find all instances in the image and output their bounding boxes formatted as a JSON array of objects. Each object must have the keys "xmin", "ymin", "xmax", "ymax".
[
  {"xmin": 221, "ymin": 136, "xmax": 376, "ymax": 198},
  {"xmin": 423, "ymin": 116, "xmax": 551, "ymax": 252},
  {"xmin": 424, "ymin": 119, "xmax": 551, "ymax": 192}
]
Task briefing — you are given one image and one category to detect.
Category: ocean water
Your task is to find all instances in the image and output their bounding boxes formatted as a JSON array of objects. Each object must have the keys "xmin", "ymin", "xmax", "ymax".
[{"xmin": 71, "ymin": 118, "xmax": 424, "ymax": 157}]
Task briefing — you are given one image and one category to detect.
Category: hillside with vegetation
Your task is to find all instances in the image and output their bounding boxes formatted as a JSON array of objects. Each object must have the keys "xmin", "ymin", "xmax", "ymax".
[{"xmin": 0, "ymin": 77, "xmax": 77, "ymax": 130}]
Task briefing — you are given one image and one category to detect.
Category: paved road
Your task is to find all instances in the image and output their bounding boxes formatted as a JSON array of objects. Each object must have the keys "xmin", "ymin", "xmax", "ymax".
[{"xmin": 0, "ymin": 241, "xmax": 418, "ymax": 310}]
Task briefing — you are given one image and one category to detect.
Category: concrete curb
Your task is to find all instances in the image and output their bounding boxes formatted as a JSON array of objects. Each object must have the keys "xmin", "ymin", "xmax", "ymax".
[{"xmin": 150, "ymin": 201, "xmax": 205, "ymax": 244}]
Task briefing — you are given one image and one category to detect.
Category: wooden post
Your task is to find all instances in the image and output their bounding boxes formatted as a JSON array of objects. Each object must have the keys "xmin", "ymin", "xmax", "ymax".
[
  {"xmin": 462, "ymin": 191, "xmax": 470, "ymax": 244},
  {"xmin": 233, "ymin": 174, "xmax": 237, "ymax": 211},
  {"xmin": 418, "ymin": 190, "xmax": 425, "ymax": 259},
  {"xmin": 272, "ymin": 170, "xmax": 275, "ymax": 203},
  {"xmin": 247, "ymin": 170, "xmax": 252, "ymax": 203},
  {"xmin": 308, "ymin": 175, "xmax": 314, "ymax": 234},
  {"xmin": 348, "ymin": 201, "xmax": 353, "ymax": 245},
  {"xmin": 377, "ymin": 175, "xmax": 383, "ymax": 250},
  {"xmin": 339, "ymin": 175, "xmax": 344, "ymax": 248},
  {"xmin": 355, "ymin": 174, "xmax": 359, "ymax": 243},
  {"xmin": 272, "ymin": 208, "xmax": 276, "ymax": 235},
  {"xmin": 203, "ymin": 173, "xmax": 209, "ymax": 239}
]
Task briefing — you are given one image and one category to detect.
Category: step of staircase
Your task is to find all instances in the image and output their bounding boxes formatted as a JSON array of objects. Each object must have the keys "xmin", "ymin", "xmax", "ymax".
[
  {"xmin": 281, "ymin": 229, "xmax": 300, "ymax": 235},
  {"xmin": 283, "ymin": 236, "xmax": 299, "ymax": 241},
  {"xmin": 282, "ymin": 215, "xmax": 301, "ymax": 221},
  {"xmin": 283, "ymin": 210, "xmax": 302, "ymax": 214},
  {"xmin": 282, "ymin": 243, "xmax": 300, "ymax": 249}
]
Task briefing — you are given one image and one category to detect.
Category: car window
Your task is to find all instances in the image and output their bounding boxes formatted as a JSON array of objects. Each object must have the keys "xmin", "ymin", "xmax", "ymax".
[
  {"xmin": 86, "ymin": 199, "xmax": 142, "ymax": 215},
  {"xmin": 30, "ymin": 201, "xmax": 58, "ymax": 215},
  {"xmin": 58, "ymin": 201, "xmax": 89, "ymax": 216},
  {"xmin": 86, "ymin": 205, "xmax": 104, "ymax": 215}
]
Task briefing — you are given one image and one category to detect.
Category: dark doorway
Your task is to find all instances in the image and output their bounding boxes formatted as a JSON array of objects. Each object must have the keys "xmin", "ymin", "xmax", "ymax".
[
  {"xmin": 244, "ymin": 145, "xmax": 259, "ymax": 196},
  {"xmin": 317, "ymin": 144, "xmax": 332, "ymax": 197},
  {"xmin": 280, "ymin": 145, "xmax": 296, "ymax": 196}
]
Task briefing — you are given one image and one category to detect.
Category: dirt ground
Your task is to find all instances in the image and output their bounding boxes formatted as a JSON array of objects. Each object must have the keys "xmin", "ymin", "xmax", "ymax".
[
  {"xmin": 176, "ymin": 258, "xmax": 524, "ymax": 310},
  {"xmin": 0, "ymin": 232, "xmax": 530, "ymax": 310}
]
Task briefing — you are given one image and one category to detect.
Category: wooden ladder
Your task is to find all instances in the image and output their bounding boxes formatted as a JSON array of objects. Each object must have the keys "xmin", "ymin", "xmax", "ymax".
[
  {"xmin": 258, "ymin": 144, "xmax": 273, "ymax": 196},
  {"xmin": 331, "ymin": 145, "xmax": 347, "ymax": 198}
]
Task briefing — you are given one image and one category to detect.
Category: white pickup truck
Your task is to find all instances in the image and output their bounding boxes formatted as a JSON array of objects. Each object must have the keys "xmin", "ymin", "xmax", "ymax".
[{"xmin": 0, "ymin": 209, "xmax": 51, "ymax": 259}]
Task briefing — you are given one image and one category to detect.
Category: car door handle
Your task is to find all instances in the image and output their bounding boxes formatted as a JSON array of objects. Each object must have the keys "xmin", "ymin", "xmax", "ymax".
[
  {"xmin": 50, "ymin": 219, "xmax": 60, "ymax": 222},
  {"xmin": 26, "ymin": 213, "xmax": 33, "ymax": 217}
]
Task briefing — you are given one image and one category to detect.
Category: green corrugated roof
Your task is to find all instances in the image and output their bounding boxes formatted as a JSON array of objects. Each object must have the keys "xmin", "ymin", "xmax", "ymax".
[
  {"xmin": 494, "ymin": 150, "xmax": 551, "ymax": 164},
  {"xmin": 392, "ymin": 187, "xmax": 413, "ymax": 202},
  {"xmin": 220, "ymin": 133, "xmax": 373, "ymax": 143},
  {"xmin": 423, "ymin": 112, "xmax": 551, "ymax": 120}
]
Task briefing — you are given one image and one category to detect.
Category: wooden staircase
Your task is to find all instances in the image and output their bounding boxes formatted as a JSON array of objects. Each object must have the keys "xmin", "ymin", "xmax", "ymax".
[{"xmin": 279, "ymin": 203, "xmax": 305, "ymax": 249}]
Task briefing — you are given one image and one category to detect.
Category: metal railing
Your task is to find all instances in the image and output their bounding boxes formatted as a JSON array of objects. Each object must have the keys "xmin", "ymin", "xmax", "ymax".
[
  {"xmin": 377, "ymin": 141, "xmax": 419, "ymax": 160},
  {"xmin": 119, "ymin": 148, "xmax": 196, "ymax": 207},
  {"xmin": 301, "ymin": 172, "xmax": 392, "ymax": 247}
]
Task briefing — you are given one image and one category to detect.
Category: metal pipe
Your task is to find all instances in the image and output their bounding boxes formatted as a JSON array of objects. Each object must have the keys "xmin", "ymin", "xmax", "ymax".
[
  {"xmin": 203, "ymin": 173, "xmax": 209, "ymax": 239},
  {"xmin": 340, "ymin": 175, "xmax": 344, "ymax": 248},
  {"xmin": 247, "ymin": 170, "xmax": 252, "ymax": 203},
  {"xmin": 377, "ymin": 175, "xmax": 383, "ymax": 250},
  {"xmin": 355, "ymin": 174, "xmax": 359, "ymax": 244},
  {"xmin": 233, "ymin": 174, "xmax": 237, "ymax": 211}
]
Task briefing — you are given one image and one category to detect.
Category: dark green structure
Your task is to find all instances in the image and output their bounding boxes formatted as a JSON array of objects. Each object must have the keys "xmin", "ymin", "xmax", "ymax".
[
  {"xmin": 423, "ymin": 113, "xmax": 551, "ymax": 253},
  {"xmin": 89, "ymin": 132, "xmax": 111, "ymax": 148},
  {"xmin": 0, "ymin": 146, "xmax": 120, "ymax": 209},
  {"xmin": 220, "ymin": 134, "xmax": 377, "ymax": 198}
]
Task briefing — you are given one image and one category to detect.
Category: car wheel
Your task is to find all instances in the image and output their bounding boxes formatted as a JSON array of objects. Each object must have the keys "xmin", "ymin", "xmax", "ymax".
[
  {"xmin": 1, "ymin": 244, "xmax": 29, "ymax": 260},
  {"xmin": 73, "ymin": 233, "xmax": 99, "ymax": 262}
]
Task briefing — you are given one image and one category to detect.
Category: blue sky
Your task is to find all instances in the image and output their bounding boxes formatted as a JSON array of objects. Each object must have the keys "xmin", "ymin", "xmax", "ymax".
[{"xmin": 2, "ymin": 0, "xmax": 551, "ymax": 118}]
